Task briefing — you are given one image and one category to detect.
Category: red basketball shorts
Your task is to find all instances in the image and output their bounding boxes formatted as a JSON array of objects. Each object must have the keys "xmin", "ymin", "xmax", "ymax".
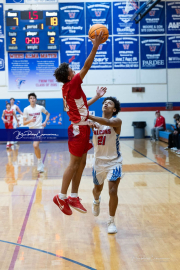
[
  {"xmin": 68, "ymin": 124, "xmax": 93, "ymax": 157},
  {"xmin": 5, "ymin": 123, "xmax": 13, "ymax": 129}
]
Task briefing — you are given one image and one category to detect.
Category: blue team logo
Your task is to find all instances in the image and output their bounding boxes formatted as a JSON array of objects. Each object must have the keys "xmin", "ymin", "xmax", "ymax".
[
  {"xmin": 149, "ymin": 10, "xmax": 156, "ymax": 16},
  {"xmin": 16, "ymin": 78, "xmax": 26, "ymax": 89},
  {"xmin": 68, "ymin": 12, "xmax": 76, "ymax": 18},
  {"xmin": 95, "ymin": 11, "xmax": 102, "ymax": 17},
  {"xmin": 149, "ymin": 45, "xmax": 156, "ymax": 52}
]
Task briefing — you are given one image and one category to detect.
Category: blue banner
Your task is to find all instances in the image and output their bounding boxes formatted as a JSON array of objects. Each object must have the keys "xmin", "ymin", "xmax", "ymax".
[
  {"xmin": 59, "ymin": 3, "xmax": 85, "ymax": 35},
  {"xmin": 6, "ymin": 0, "xmax": 24, "ymax": 3},
  {"xmin": 87, "ymin": 37, "xmax": 112, "ymax": 69},
  {"xmin": 47, "ymin": 113, "xmax": 63, "ymax": 126},
  {"xmin": 8, "ymin": 52, "xmax": 59, "ymax": 91},
  {"xmin": 0, "ymin": 129, "xmax": 68, "ymax": 141},
  {"xmin": 140, "ymin": 2, "xmax": 165, "ymax": 34},
  {"xmin": 0, "ymin": 4, "xmax": 4, "ymax": 36},
  {"xmin": 60, "ymin": 37, "xmax": 85, "ymax": 70},
  {"xmin": 114, "ymin": 36, "xmax": 139, "ymax": 69},
  {"xmin": 141, "ymin": 36, "xmax": 166, "ymax": 69},
  {"xmin": 167, "ymin": 1, "xmax": 180, "ymax": 34},
  {"xmin": 113, "ymin": 1, "xmax": 139, "ymax": 35},
  {"xmin": 86, "ymin": 2, "xmax": 112, "ymax": 35},
  {"xmin": 0, "ymin": 38, "xmax": 5, "ymax": 71},
  {"xmin": 167, "ymin": 35, "xmax": 180, "ymax": 68}
]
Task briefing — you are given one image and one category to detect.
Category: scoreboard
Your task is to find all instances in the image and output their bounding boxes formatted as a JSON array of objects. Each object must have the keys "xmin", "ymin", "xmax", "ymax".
[{"xmin": 6, "ymin": 10, "xmax": 59, "ymax": 51}]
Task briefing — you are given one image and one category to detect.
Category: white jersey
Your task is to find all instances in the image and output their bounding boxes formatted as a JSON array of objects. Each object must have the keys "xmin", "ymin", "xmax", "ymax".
[
  {"xmin": 23, "ymin": 104, "xmax": 47, "ymax": 129},
  {"xmin": 93, "ymin": 121, "xmax": 121, "ymax": 161},
  {"xmin": 11, "ymin": 104, "xmax": 18, "ymax": 127}
]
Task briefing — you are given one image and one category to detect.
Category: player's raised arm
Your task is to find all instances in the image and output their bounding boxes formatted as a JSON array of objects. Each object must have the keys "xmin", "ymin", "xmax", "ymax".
[
  {"xmin": 87, "ymin": 87, "xmax": 107, "ymax": 107},
  {"xmin": 88, "ymin": 114, "xmax": 122, "ymax": 128},
  {"xmin": 79, "ymin": 31, "xmax": 104, "ymax": 81}
]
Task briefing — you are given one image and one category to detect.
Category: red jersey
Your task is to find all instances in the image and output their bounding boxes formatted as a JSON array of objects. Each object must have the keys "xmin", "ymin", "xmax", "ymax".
[
  {"xmin": 155, "ymin": 115, "xmax": 166, "ymax": 130},
  {"xmin": 4, "ymin": 110, "xmax": 13, "ymax": 123},
  {"xmin": 62, "ymin": 73, "xmax": 88, "ymax": 124}
]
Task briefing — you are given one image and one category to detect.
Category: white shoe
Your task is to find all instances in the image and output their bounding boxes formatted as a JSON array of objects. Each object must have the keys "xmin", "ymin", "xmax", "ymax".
[
  {"xmin": 164, "ymin": 147, "xmax": 169, "ymax": 150},
  {"xmin": 37, "ymin": 162, "xmax": 44, "ymax": 172},
  {"xmin": 107, "ymin": 220, "xmax": 117, "ymax": 234},
  {"xmin": 92, "ymin": 196, "xmax": 101, "ymax": 216},
  {"xmin": 171, "ymin": 147, "xmax": 177, "ymax": 151}
]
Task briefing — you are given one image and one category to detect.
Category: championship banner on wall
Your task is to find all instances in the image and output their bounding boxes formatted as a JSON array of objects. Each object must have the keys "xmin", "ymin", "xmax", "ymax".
[
  {"xmin": 114, "ymin": 37, "xmax": 139, "ymax": 69},
  {"xmin": 167, "ymin": 1, "xmax": 180, "ymax": 34},
  {"xmin": 0, "ymin": 39, "xmax": 5, "ymax": 71},
  {"xmin": 60, "ymin": 37, "xmax": 85, "ymax": 70},
  {"xmin": 8, "ymin": 52, "xmax": 59, "ymax": 91},
  {"xmin": 59, "ymin": 3, "xmax": 85, "ymax": 35},
  {"xmin": 113, "ymin": 1, "xmax": 139, "ymax": 35},
  {"xmin": 86, "ymin": 2, "xmax": 112, "ymax": 35},
  {"xmin": 0, "ymin": 4, "xmax": 4, "ymax": 36},
  {"xmin": 140, "ymin": 2, "xmax": 165, "ymax": 34},
  {"xmin": 87, "ymin": 37, "xmax": 112, "ymax": 69},
  {"xmin": 167, "ymin": 35, "xmax": 180, "ymax": 68},
  {"xmin": 141, "ymin": 36, "xmax": 166, "ymax": 69}
]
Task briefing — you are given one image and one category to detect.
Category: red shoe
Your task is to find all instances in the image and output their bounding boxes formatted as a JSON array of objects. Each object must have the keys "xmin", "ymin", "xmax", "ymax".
[
  {"xmin": 68, "ymin": 196, "xmax": 87, "ymax": 213},
  {"xmin": 53, "ymin": 195, "xmax": 72, "ymax": 215}
]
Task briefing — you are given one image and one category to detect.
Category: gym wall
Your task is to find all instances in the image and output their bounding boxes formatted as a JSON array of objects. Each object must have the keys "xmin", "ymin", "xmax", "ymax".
[{"xmin": 0, "ymin": 0, "xmax": 180, "ymax": 137}]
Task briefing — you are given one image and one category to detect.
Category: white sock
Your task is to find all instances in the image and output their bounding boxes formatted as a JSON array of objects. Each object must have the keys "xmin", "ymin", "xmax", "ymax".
[
  {"xmin": 38, "ymin": 158, "xmax": 42, "ymax": 163},
  {"xmin": 109, "ymin": 216, "xmax": 114, "ymax": 222},
  {"xmin": 70, "ymin": 193, "xmax": 78, "ymax": 198},
  {"xmin": 95, "ymin": 198, "xmax": 100, "ymax": 203},
  {"xmin": 59, "ymin": 193, "xmax": 67, "ymax": 200}
]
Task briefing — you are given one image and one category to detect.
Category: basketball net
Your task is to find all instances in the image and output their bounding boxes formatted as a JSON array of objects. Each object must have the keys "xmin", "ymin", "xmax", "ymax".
[{"xmin": 125, "ymin": 0, "xmax": 138, "ymax": 13}]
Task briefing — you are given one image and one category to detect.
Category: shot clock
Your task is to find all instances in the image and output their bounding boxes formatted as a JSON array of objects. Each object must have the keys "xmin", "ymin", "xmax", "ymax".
[{"xmin": 6, "ymin": 10, "xmax": 59, "ymax": 51}]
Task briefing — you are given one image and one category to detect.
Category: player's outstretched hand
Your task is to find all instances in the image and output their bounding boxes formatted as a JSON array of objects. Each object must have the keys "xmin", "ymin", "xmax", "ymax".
[
  {"xmin": 96, "ymin": 86, "xmax": 107, "ymax": 98},
  {"xmin": 89, "ymin": 31, "xmax": 105, "ymax": 47},
  {"xmin": 42, "ymin": 122, "xmax": 46, "ymax": 127}
]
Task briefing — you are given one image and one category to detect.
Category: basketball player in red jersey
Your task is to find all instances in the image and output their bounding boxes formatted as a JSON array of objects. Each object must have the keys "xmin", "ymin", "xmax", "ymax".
[
  {"xmin": 2, "ymin": 103, "xmax": 19, "ymax": 148},
  {"xmin": 53, "ymin": 32, "xmax": 106, "ymax": 215}
]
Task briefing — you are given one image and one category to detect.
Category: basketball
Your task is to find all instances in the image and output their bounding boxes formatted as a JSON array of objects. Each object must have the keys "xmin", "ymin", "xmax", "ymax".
[{"xmin": 88, "ymin": 24, "xmax": 109, "ymax": 44}]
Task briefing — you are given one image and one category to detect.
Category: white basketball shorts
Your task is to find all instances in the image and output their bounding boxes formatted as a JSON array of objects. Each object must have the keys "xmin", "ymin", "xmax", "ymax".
[{"xmin": 92, "ymin": 156, "xmax": 123, "ymax": 185}]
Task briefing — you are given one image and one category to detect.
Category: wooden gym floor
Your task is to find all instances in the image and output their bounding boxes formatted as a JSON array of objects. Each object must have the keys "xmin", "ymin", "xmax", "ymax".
[{"xmin": 0, "ymin": 139, "xmax": 180, "ymax": 270}]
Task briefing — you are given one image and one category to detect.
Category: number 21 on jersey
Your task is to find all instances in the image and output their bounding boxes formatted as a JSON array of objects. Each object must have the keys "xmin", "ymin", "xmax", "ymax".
[{"xmin": 98, "ymin": 136, "xmax": 106, "ymax": 145}]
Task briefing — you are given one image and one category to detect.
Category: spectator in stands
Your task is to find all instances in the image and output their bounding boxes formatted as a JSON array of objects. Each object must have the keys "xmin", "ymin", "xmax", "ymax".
[
  {"xmin": 174, "ymin": 117, "xmax": 180, "ymax": 155},
  {"xmin": 151, "ymin": 110, "xmax": 166, "ymax": 141},
  {"xmin": 164, "ymin": 114, "xmax": 180, "ymax": 150}
]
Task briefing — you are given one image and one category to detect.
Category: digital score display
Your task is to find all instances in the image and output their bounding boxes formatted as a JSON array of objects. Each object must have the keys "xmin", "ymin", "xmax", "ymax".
[{"xmin": 6, "ymin": 10, "xmax": 59, "ymax": 51}]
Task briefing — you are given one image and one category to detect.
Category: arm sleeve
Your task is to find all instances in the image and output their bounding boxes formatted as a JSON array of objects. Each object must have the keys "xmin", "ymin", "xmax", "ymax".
[
  {"xmin": 23, "ymin": 108, "xmax": 28, "ymax": 118},
  {"xmin": 70, "ymin": 73, "xmax": 83, "ymax": 98},
  {"xmin": 41, "ymin": 106, "xmax": 47, "ymax": 114}
]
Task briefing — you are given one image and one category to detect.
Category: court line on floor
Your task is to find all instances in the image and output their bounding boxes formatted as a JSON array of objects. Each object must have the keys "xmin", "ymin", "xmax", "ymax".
[
  {"xmin": 8, "ymin": 150, "xmax": 48, "ymax": 270},
  {"xmin": 0, "ymin": 239, "xmax": 96, "ymax": 270},
  {"xmin": 123, "ymin": 142, "xmax": 180, "ymax": 179}
]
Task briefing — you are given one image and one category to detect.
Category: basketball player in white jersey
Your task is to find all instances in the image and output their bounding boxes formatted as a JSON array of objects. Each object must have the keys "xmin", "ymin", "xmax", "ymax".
[
  {"xmin": 23, "ymin": 93, "xmax": 50, "ymax": 172},
  {"xmin": 88, "ymin": 97, "xmax": 122, "ymax": 234},
  {"xmin": 10, "ymin": 98, "xmax": 23, "ymax": 128},
  {"xmin": 10, "ymin": 98, "xmax": 23, "ymax": 145}
]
